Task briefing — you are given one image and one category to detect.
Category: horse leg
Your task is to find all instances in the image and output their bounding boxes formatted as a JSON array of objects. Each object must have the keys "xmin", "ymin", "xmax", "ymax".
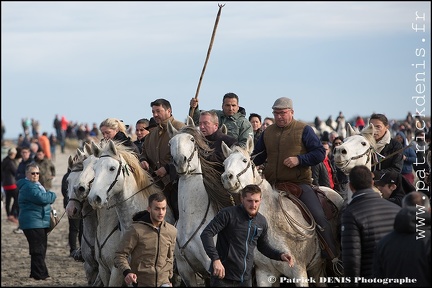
[
  {"xmin": 108, "ymin": 267, "xmax": 126, "ymax": 287},
  {"xmin": 306, "ymin": 258, "xmax": 327, "ymax": 287},
  {"xmin": 81, "ymin": 242, "xmax": 99, "ymax": 285},
  {"xmin": 174, "ymin": 256, "xmax": 200, "ymax": 287}
]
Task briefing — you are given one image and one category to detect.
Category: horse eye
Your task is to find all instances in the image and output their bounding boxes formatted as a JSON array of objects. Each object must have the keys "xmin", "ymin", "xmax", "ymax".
[
  {"xmin": 190, "ymin": 137, "xmax": 195, "ymax": 143},
  {"xmin": 110, "ymin": 167, "xmax": 116, "ymax": 171},
  {"xmin": 243, "ymin": 159, "xmax": 247, "ymax": 163},
  {"xmin": 361, "ymin": 141, "xmax": 367, "ymax": 146}
]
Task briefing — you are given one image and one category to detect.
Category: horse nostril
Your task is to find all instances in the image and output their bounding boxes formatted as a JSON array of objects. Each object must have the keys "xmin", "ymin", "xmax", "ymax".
[
  {"xmin": 78, "ymin": 186, "xmax": 85, "ymax": 192},
  {"xmin": 95, "ymin": 196, "xmax": 102, "ymax": 205}
]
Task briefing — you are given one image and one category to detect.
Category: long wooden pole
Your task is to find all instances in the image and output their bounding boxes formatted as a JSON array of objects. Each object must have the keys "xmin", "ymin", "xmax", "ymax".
[{"xmin": 189, "ymin": 3, "xmax": 225, "ymax": 118}]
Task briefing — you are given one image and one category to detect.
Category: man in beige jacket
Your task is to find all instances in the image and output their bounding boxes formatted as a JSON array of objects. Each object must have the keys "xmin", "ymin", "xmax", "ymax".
[{"xmin": 114, "ymin": 192, "xmax": 177, "ymax": 287}]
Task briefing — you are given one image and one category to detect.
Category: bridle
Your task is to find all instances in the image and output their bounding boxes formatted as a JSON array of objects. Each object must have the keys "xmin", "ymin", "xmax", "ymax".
[
  {"xmin": 97, "ymin": 154, "xmax": 160, "ymax": 210},
  {"xmin": 176, "ymin": 142, "xmax": 200, "ymax": 176},
  {"xmin": 228, "ymin": 152, "xmax": 263, "ymax": 190},
  {"xmin": 337, "ymin": 145, "xmax": 373, "ymax": 173}
]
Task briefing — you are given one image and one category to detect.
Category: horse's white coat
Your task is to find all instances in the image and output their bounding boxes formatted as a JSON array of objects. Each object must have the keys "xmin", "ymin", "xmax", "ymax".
[
  {"xmin": 221, "ymin": 137, "xmax": 342, "ymax": 287},
  {"xmin": 87, "ymin": 140, "xmax": 175, "ymax": 285},
  {"xmin": 333, "ymin": 123, "xmax": 379, "ymax": 203},
  {"xmin": 65, "ymin": 146, "xmax": 100, "ymax": 286},
  {"xmin": 167, "ymin": 119, "xmax": 215, "ymax": 287}
]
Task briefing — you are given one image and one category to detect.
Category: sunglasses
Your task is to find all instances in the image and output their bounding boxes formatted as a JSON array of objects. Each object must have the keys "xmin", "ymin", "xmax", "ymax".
[{"xmin": 30, "ymin": 172, "xmax": 40, "ymax": 175}]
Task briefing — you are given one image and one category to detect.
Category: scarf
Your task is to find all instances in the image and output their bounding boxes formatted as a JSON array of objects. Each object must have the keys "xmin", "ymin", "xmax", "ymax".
[{"xmin": 375, "ymin": 130, "xmax": 391, "ymax": 153}]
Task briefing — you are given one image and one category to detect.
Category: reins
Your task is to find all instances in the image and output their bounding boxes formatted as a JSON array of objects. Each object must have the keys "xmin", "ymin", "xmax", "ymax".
[
  {"xmin": 47, "ymin": 210, "xmax": 67, "ymax": 235},
  {"xmin": 371, "ymin": 143, "xmax": 414, "ymax": 167}
]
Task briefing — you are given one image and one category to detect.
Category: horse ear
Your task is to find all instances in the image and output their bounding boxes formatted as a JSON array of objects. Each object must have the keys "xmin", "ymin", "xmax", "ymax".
[
  {"xmin": 245, "ymin": 136, "xmax": 254, "ymax": 155},
  {"xmin": 361, "ymin": 123, "xmax": 375, "ymax": 136},
  {"xmin": 186, "ymin": 116, "xmax": 195, "ymax": 128},
  {"xmin": 221, "ymin": 141, "xmax": 232, "ymax": 158},
  {"xmin": 108, "ymin": 139, "xmax": 117, "ymax": 155},
  {"xmin": 167, "ymin": 120, "xmax": 178, "ymax": 138},
  {"xmin": 77, "ymin": 147, "xmax": 85, "ymax": 158},
  {"xmin": 84, "ymin": 142, "xmax": 92, "ymax": 156},
  {"xmin": 92, "ymin": 141, "xmax": 101, "ymax": 157},
  {"xmin": 68, "ymin": 155, "xmax": 74, "ymax": 170},
  {"xmin": 346, "ymin": 123, "xmax": 357, "ymax": 137},
  {"xmin": 221, "ymin": 124, "xmax": 228, "ymax": 135}
]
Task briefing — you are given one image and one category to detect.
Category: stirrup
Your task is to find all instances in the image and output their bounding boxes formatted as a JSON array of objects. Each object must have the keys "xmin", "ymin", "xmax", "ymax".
[{"xmin": 331, "ymin": 257, "xmax": 344, "ymax": 277}]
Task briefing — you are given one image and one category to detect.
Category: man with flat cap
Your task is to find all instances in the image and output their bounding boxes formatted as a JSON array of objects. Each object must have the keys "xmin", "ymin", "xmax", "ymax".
[{"xmin": 252, "ymin": 97, "xmax": 342, "ymax": 273}]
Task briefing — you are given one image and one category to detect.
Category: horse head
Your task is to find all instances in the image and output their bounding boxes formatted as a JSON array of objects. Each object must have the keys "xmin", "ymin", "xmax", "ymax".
[
  {"xmin": 65, "ymin": 146, "xmax": 92, "ymax": 218},
  {"xmin": 168, "ymin": 116, "xmax": 200, "ymax": 175},
  {"xmin": 75, "ymin": 141, "xmax": 101, "ymax": 202},
  {"xmin": 88, "ymin": 139, "xmax": 151, "ymax": 210},
  {"xmin": 87, "ymin": 140, "xmax": 124, "ymax": 208},
  {"xmin": 221, "ymin": 136, "xmax": 260, "ymax": 193},
  {"xmin": 333, "ymin": 123, "xmax": 376, "ymax": 175}
]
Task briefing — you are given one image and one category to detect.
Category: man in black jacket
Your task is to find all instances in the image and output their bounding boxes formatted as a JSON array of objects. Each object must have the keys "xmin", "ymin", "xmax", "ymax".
[
  {"xmin": 341, "ymin": 165, "xmax": 400, "ymax": 286},
  {"xmin": 200, "ymin": 184, "xmax": 294, "ymax": 287},
  {"xmin": 374, "ymin": 192, "xmax": 431, "ymax": 287}
]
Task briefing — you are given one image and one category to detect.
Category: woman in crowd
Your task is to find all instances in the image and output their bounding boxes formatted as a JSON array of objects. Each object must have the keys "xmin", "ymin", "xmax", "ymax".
[
  {"xmin": 99, "ymin": 118, "xmax": 140, "ymax": 155},
  {"xmin": 18, "ymin": 163, "xmax": 57, "ymax": 280}
]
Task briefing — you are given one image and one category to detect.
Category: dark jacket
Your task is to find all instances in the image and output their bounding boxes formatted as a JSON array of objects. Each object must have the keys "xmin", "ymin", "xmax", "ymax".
[
  {"xmin": 15, "ymin": 157, "xmax": 34, "ymax": 181},
  {"xmin": 341, "ymin": 188, "xmax": 400, "ymax": 284},
  {"xmin": 396, "ymin": 131, "xmax": 417, "ymax": 175},
  {"xmin": 114, "ymin": 131, "xmax": 140, "ymax": 155},
  {"xmin": 1, "ymin": 156, "xmax": 17, "ymax": 187},
  {"xmin": 133, "ymin": 137, "xmax": 146, "ymax": 155},
  {"xmin": 205, "ymin": 129, "xmax": 237, "ymax": 172},
  {"xmin": 312, "ymin": 162, "xmax": 331, "ymax": 188},
  {"xmin": 200, "ymin": 205, "xmax": 282, "ymax": 283},
  {"xmin": 372, "ymin": 138, "xmax": 403, "ymax": 180},
  {"xmin": 374, "ymin": 207, "xmax": 431, "ymax": 287},
  {"xmin": 62, "ymin": 169, "xmax": 71, "ymax": 209}
]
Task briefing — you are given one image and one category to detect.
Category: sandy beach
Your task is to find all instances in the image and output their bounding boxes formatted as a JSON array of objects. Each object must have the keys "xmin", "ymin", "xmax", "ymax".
[{"xmin": 1, "ymin": 145, "xmax": 89, "ymax": 287}]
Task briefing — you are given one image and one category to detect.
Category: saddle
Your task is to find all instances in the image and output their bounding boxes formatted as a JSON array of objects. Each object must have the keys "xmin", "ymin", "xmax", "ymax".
[{"xmin": 274, "ymin": 182, "xmax": 338, "ymax": 221}]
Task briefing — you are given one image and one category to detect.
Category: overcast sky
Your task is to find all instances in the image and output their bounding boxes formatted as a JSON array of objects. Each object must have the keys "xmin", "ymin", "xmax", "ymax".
[{"xmin": 2, "ymin": 1, "xmax": 431, "ymax": 139}]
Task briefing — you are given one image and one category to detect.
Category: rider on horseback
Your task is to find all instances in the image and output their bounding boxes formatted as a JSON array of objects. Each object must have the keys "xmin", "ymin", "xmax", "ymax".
[{"xmin": 252, "ymin": 97, "xmax": 342, "ymax": 274}]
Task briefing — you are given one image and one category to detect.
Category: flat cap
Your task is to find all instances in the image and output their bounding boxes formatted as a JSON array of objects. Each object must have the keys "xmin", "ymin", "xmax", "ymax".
[{"xmin": 272, "ymin": 97, "xmax": 293, "ymax": 110}]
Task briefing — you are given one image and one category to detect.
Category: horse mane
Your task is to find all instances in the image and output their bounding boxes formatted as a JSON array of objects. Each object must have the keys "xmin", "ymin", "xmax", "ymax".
[
  {"xmin": 105, "ymin": 140, "xmax": 159, "ymax": 198},
  {"xmin": 177, "ymin": 126, "xmax": 241, "ymax": 211}
]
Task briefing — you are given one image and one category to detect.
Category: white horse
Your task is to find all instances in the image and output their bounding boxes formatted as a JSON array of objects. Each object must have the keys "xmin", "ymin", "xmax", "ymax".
[
  {"xmin": 221, "ymin": 137, "xmax": 344, "ymax": 287},
  {"xmin": 87, "ymin": 140, "xmax": 177, "ymax": 285},
  {"xmin": 333, "ymin": 123, "xmax": 377, "ymax": 203},
  {"xmin": 167, "ymin": 118, "xmax": 239, "ymax": 287},
  {"xmin": 88, "ymin": 139, "xmax": 175, "ymax": 228},
  {"xmin": 65, "ymin": 144, "xmax": 100, "ymax": 286},
  {"xmin": 73, "ymin": 141, "xmax": 123, "ymax": 287}
]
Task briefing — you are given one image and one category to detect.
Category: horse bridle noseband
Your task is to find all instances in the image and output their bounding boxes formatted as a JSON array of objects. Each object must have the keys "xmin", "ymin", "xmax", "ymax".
[
  {"xmin": 338, "ymin": 146, "xmax": 373, "ymax": 173},
  {"xmin": 176, "ymin": 141, "xmax": 200, "ymax": 176},
  {"xmin": 99, "ymin": 154, "xmax": 160, "ymax": 210},
  {"xmin": 231, "ymin": 154, "xmax": 263, "ymax": 189}
]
